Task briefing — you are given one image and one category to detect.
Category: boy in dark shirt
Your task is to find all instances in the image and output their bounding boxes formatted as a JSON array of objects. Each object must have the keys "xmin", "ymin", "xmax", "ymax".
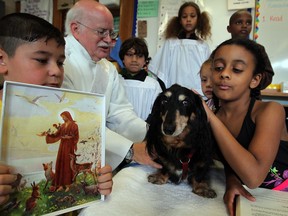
[{"xmin": 227, "ymin": 9, "xmax": 274, "ymax": 89}]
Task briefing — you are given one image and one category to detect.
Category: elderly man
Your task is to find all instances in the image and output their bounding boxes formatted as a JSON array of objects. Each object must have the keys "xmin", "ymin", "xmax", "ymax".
[{"xmin": 62, "ymin": 0, "xmax": 161, "ymax": 170}]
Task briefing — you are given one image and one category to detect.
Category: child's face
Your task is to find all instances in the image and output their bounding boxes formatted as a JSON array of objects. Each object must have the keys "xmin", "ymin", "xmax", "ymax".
[
  {"xmin": 227, "ymin": 11, "xmax": 252, "ymax": 39},
  {"xmin": 0, "ymin": 38, "xmax": 65, "ymax": 89},
  {"xmin": 180, "ymin": 6, "xmax": 198, "ymax": 36},
  {"xmin": 123, "ymin": 48, "xmax": 146, "ymax": 74},
  {"xmin": 211, "ymin": 44, "xmax": 256, "ymax": 101},
  {"xmin": 200, "ymin": 63, "xmax": 213, "ymax": 99}
]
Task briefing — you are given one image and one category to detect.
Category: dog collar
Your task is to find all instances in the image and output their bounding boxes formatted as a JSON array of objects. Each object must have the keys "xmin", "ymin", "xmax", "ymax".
[{"xmin": 180, "ymin": 151, "xmax": 194, "ymax": 180}]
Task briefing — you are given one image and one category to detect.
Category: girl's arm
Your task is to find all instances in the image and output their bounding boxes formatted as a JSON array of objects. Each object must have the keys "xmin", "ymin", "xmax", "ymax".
[{"xmin": 205, "ymin": 101, "xmax": 284, "ymax": 188}]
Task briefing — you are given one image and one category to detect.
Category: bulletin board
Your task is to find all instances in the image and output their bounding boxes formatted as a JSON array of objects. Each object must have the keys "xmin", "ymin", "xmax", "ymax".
[
  {"xmin": 254, "ymin": 0, "xmax": 288, "ymax": 84},
  {"xmin": 20, "ymin": 0, "xmax": 53, "ymax": 23}
]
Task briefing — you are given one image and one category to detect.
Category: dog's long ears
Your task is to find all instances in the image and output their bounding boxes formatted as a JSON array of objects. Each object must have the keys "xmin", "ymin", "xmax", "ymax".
[
  {"xmin": 146, "ymin": 92, "xmax": 163, "ymax": 125},
  {"xmin": 191, "ymin": 92, "xmax": 208, "ymax": 121},
  {"xmin": 145, "ymin": 92, "xmax": 164, "ymax": 157}
]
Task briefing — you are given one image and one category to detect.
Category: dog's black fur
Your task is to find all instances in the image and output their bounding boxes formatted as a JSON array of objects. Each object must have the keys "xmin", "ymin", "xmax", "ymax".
[{"xmin": 146, "ymin": 84, "xmax": 216, "ymax": 198}]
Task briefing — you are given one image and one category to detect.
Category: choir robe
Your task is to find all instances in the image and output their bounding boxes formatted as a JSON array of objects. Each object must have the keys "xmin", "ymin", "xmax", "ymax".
[{"xmin": 149, "ymin": 38, "xmax": 211, "ymax": 96}]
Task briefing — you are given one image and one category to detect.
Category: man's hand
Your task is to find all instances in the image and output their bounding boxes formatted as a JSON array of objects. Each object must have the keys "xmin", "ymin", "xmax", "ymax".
[{"xmin": 132, "ymin": 141, "xmax": 162, "ymax": 169}]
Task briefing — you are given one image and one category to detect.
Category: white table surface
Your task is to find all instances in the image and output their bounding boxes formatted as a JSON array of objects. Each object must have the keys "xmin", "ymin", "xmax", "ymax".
[{"xmin": 79, "ymin": 161, "xmax": 228, "ymax": 216}]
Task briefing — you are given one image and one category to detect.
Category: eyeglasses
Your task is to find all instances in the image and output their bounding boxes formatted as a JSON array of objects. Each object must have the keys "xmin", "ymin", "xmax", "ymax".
[{"xmin": 76, "ymin": 21, "xmax": 118, "ymax": 40}]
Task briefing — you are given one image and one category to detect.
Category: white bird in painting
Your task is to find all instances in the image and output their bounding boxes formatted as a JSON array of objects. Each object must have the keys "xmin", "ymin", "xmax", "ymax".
[
  {"xmin": 15, "ymin": 94, "xmax": 47, "ymax": 106},
  {"xmin": 54, "ymin": 92, "xmax": 66, "ymax": 103}
]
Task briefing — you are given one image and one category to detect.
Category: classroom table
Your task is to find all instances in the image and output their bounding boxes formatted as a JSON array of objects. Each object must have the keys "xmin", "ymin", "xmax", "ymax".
[{"xmin": 79, "ymin": 161, "xmax": 229, "ymax": 216}]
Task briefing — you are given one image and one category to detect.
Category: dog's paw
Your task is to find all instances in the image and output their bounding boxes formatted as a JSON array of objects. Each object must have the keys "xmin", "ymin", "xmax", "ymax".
[
  {"xmin": 192, "ymin": 187, "xmax": 217, "ymax": 198},
  {"xmin": 148, "ymin": 173, "xmax": 169, "ymax": 185},
  {"xmin": 191, "ymin": 177, "xmax": 217, "ymax": 198}
]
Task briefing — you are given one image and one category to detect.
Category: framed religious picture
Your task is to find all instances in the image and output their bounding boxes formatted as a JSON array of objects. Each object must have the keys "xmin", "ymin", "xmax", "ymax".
[{"xmin": 0, "ymin": 81, "xmax": 106, "ymax": 215}]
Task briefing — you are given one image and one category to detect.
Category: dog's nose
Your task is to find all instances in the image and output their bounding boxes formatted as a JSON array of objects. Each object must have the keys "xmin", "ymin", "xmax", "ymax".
[{"xmin": 163, "ymin": 124, "xmax": 176, "ymax": 135}]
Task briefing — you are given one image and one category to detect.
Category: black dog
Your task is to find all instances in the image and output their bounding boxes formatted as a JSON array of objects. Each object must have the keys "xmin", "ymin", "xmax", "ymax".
[{"xmin": 146, "ymin": 84, "xmax": 216, "ymax": 198}]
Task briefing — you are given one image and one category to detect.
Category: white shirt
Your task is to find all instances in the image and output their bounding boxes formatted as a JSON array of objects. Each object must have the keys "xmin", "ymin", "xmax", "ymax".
[
  {"xmin": 62, "ymin": 35, "xmax": 147, "ymax": 170},
  {"xmin": 149, "ymin": 38, "xmax": 211, "ymax": 96},
  {"xmin": 120, "ymin": 76, "xmax": 162, "ymax": 120}
]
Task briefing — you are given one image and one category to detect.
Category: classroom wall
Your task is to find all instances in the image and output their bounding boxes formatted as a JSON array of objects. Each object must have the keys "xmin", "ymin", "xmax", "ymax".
[
  {"xmin": 204, "ymin": 0, "xmax": 237, "ymax": 50},
  {"xmin": 254, "ymin": 0, "xmax": 288, "ymax": 84}
]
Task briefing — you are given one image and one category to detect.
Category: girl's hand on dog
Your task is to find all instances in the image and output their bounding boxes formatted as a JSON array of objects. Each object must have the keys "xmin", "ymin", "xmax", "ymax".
[
  {"xmin": 190, "ymin": 88, "xmax": 214, "ymax": 123},
  {"xmin": 133, "ymin": 141, "xmax": 162, "ymax": 169},
  {"xmin": 201, "ymin": 99, "xmax": 214, "ymax": 122}
]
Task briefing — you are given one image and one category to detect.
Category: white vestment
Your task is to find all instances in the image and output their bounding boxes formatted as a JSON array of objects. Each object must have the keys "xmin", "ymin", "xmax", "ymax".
[
  {"xmin": 62, "ymin": 35, "xmax": 147, "ymax": 170},
  {"xmin": 149, "ymin": 38, "xmax": 211, "ymax": 96},
  {"xmin": 119, "ymin": 76, "xmax": 162, "ymax": 121}
]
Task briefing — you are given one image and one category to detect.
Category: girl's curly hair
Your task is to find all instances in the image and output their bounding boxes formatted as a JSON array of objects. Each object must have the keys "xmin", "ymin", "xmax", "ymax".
[{"xmin": 164, "ymin": 2, "xmax": 211, "ymax": 40}]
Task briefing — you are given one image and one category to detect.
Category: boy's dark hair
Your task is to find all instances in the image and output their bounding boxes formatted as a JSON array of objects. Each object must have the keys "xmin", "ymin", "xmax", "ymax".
[
  {"xmin": 0, "ymin": 13, "xmax": 65, "ymax": 57},
  {"xmin": 119, "ymin": 37, "xmax": 149, "ymax": 62},
  {"xmin": 211, "ymin": 38, "xmax": 267, "ymax": 100},
  {"xmin": 229, "ymin": 9, "xmax": 251, "ymax": 25}
]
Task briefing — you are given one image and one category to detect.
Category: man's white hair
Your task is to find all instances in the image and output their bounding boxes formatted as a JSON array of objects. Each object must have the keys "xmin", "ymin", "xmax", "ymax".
[{"xmin": 64, "ymin": 5, "xmax": 85, "ymax": 36}]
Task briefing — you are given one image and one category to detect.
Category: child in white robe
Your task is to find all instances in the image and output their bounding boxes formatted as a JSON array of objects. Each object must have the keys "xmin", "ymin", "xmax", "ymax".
[
  {"xmin": 119, "ymin": 37, "xmax": 165, "ymax": 121},
  {"xmin": 149, "ymin": 1, "xmax": 212, "ymax": 96}
]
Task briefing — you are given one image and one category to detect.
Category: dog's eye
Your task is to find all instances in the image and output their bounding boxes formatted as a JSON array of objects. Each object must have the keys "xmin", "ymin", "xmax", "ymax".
[
  {"xmin": 161, "ymin": 99, "xmax": 168, "ymax": 105},
  {"xmin": 182, "ymin": 100, "xmax": 189, "ymax": 106}
]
